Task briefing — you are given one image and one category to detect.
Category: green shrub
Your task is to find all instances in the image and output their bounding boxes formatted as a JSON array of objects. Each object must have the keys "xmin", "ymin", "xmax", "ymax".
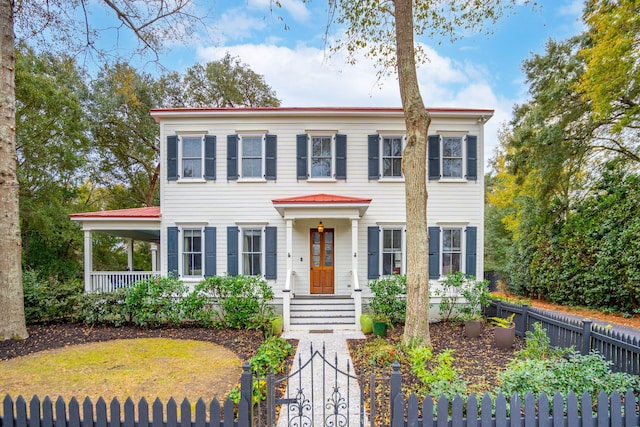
[
  {"xmin": 517, "ymin": 323, "xmax": 568, "ymax": 360},
  {"xmin": 178, "ymin": 281, "xmax": 215, "ymax": 326},
  {"xmin": 433, "ymin": 271, "xmax": 466, "ymax": 321},
  {"xmin": 22, "ymin": 270, "xmax": 83, "ymax": 323},
  {"xmin": 203, "ymin": 275, "xmax": 275, "ymax": 330},
  {"xmin": 75, "ymin": 288, "xmax": 129, "ymax": 325},
  {"xmin": 124, "ymin": 276, "xmax": 187, "ymax": 327},
  {"xmin": 368, "ymin": 274, "xmax": 406, "ymax": 325},
  {"xmin": 407, "ymin": 345, "xmax": 467, "ymax": 400}
]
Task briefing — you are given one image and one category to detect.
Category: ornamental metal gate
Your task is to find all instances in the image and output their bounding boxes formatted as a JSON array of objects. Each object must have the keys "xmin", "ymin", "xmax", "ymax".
[{"xmin": 264, "ymin": 342, "xmax": 366, "ymax": 427}]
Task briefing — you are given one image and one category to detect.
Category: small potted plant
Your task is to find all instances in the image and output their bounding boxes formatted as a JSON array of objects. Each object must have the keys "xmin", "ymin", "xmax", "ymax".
[
  {"xmin": 488, "ymin": 313, "xmax": 516, "ymax": 349},
  {"xmin": 371, "ymin": 313, "xmax": 390, "ymax": 337},
  {"xmin": 459, "ymin": 278, "xmax": 491, "ymax": 338}
]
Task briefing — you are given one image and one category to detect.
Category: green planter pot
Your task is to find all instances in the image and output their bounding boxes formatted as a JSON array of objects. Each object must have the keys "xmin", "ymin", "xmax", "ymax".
[
  {"xmin": 360, "ymin": 315, "xmax": 373, "ymax": 334},
  {"xmin": 372, "ymin": 321, "xmax": 388, "ymax": 337}
]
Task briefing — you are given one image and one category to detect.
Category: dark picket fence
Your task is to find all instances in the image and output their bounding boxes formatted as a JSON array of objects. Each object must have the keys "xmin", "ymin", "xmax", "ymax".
[{"xmin": 486, "ymin": 299, "xmax": 640, "ymax": 375}]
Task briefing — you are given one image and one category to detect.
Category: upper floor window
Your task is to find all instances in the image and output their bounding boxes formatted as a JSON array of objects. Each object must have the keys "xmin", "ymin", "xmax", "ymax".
[
  {"xmin": 428, "ymin": 134, "xmax": 478, "ymax": 181},
  {"xmin": 227, "ymin": 134, "xmax": 277, "ymax": 181},
  {"xmin": 297, "ymin": 133, "xmax": 347, "ymax": 180},
  {"xmin": 241, "ymin": 136, "xmax": 263, "ymax": 179},
  {"xmin": 311, "ymin": 136, "xmax": 332, "ymax": 178},
  {"xmin": 166, "ymin": 134, "xmax": 216, "ymax": 181},
  {"xmin": 182, "ymin": 136, "xmax": 203, "ymax": 179},
  {"xmin": 368, "ymin": 134, "xmax": 404, "ymax": 180},
  {"xmin": 442, "ymin": 137, "xmax": 463, "ymax": 178}
]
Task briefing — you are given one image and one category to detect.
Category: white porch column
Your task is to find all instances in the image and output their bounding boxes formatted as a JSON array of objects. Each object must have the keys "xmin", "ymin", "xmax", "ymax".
[
  {"xmin": 283, "ymin": 218, "xmax": 293, "ymax": 332},
  {"xmin": 83, "ymin": 230, "xmax": 93, "ymax": 292},
  {"xmin": 351, "ymin": 218, "xmax": 362, "ymax": 328},
  {"xmin": 150, "ymin": 243, "xmax": 158, "ymax": 272},
  {"xmin": 126, "ymin": 239, "xmax": 134, "ymax": 271}
]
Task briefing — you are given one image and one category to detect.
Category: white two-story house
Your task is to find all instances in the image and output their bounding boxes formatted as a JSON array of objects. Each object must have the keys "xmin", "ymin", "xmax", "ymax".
[{"xmin": 71, "ymin": 107, "xmax": 492, "ymax": 331}]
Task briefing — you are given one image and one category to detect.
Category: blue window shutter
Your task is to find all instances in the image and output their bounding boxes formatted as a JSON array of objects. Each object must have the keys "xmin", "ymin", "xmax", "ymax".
[
  {"xmin": 368, "ymin": 134, "xmax": 380, "ymax": 179},
  {"xmin": 227, "ymin": 226, "xmax": 238, "ymax": 276},
  {"xmin": 265, "ymin": 134, "xmax": 277, "ymax": 180},
  {"xmin": 167, "ymin": 136, "xmax": 178, "ymax": 181},
  {"xmin": 466, "ymin": 226, "xmax": 477, "ymax": 277},
  {"xmin": 296, "ymin": 134, "xmax": 308, "ymax": 179},
  {"xmin": 227, "ymin": 135, "xmax": 238, "ymax": 180},
  {"xmin": 167, "ymin": 227, "xmax": 179, "ymax": 276},
  {"xmin": 368, "ymin": 226, "xmax": 380, "ymax": 279},
  {"xmin": 265, "ymin": 226, "xmax": 277, "ymax": 279},
  {"xmin": 204, "ymin": 227, "xmax": 217, "ymax": 277},
  {"xmin": 428, "ymin": 227, "xmax": 440, "ymax": 279},
  {"xmin": 204, "ymin": 135, "xmax": 216, "ymax": 180},
  {"xmin": 466, "ymin": 135, "xmax": 478, "ymax": 180},
  {"xmin": 335, "ymin": 134, "xmax": 347, "ymax": 179},
  {"xmin": 428, "ymin": 135, "xmax": 440, "ymax": 180}
]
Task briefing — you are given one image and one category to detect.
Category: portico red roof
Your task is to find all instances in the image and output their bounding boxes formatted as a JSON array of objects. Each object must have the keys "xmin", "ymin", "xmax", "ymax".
[
  {"xmin": 272, "ymin": 194, "xmax": 371, "ymax": 205},
  {"xmin": 69, "ymin": 206, "xmax": 161, "ymax": 219}
]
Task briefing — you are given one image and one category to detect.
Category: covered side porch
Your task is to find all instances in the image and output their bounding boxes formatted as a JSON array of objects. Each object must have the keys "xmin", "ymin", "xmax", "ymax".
[
  {"xmin": 272, "ymin": 194, "xmax": 371, "ymax": 331},
  {"xmin": 69, "ymin": 207, "xmax": 161, "ymax": 292}
]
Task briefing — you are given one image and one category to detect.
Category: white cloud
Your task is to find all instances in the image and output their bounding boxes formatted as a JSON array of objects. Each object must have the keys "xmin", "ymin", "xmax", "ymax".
[
  {"xmin": 212, "ymin": 9, "xmax": 268, "ymax": 43},
  {"xmin": 246, "ymin": 0, "xmax": 311, "ymax": 22},
  {"xmin": 197, "ymin": 41, "xmax": 514, "ymax": 171}
]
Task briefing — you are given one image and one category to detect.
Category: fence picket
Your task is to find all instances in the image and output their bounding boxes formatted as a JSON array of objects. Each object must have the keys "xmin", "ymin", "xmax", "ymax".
[
  {"xmin": 610, "ymin": 390, "xmax": 622, "ymax": 427},
  {"xmin": 480, "ymin": 393, "xmax": 492, "ymax": 427},
  {"xmin": 123, "ymin": 398, "xmax": 135, "ymax": 427},
  {"xmin": 180, "ymin": 398, "xmax": 190, "ymax": 427},
  {"xmin": 55, "ymin": 396, "xmax": 66, "ymax": 427},
  {"xmin": 625, "ymin": 390, "xmax": 638, "ymax": 427},
  {"xmin": 538, "ymin": 393, "xmax": 550, "ymax": 427},
  {"xmin": 222, "ymin": 397, "xmax": 234, "ymax": 427},
  {"xmin": 391, "ymin": 394, "xmax": 405, "ymax": 427},
  {"xmin": 423, "ymin": 396, "xmax": 434, "ymax": 427},
  {"xmin": 81, "ymin": 397, "xmax": 93, "ymax": 427},
  {"xmin": 167, "ymin": 398, "xmax": 177, "ymax": 427},
  {"xmin": 194, "ymin": 398, "xmax": 206, "ymax": 427},
  {"xmin": 436, "ymin": 395, "xmax": 448, "ymax": 427},
  {"xmin": 3, "ymin": 395, "xmax": 14, "ymax": 427},
  {"xmin": 451, "ymin": 394, "xmax": 463, "ymax": 427},
  {"xmin": 138, "ymin": 398, "xmax": 149, "ymax": 427},
  {"xmin": 210, "ymin": 398, "xmax": 221, "ymax": 427},
  {"xmin": 566, "ymin": 391, "xmax": 578, "ymax": 427},
  {"xmin": 494, "ymin": 393, "xmax": 507, "ymax": 427},
  {"xmin": 15, "ymin": 396, "xmax": 27, "ymax": 427},
  {"xmin": 552, "ymin": 392, "xmax": 563, "ymax": 426},
  {"xmin": 96, "ymin": 398, "xmax": 107, "ymax": 427},
  {"xmin": 466, "ymin": 394, "xmax": 478, "ymax": 427},
  {"xmin": 109, "ymin": 398, "xmax": 120, "ymax": 427},
  {"xmin": 509, "ymin": 393, "xmax": 520, "ymax": 427},
  {"xmin": 68, "ymin": 398, "xmax": 80, "ymax": 427},
  {"xmin": 597, "ymin": 390, "xmax": 608, "ymax": 426},
  {"xmin": 406, "ymin": 394, "xmax": 419, "ymax": 427},
  {"xmin": 523, "ymin": 393, "xmax": 535, "ymax": 427},
  {"xmin": 31, "ymin": 396, "xmax": 42, "ymax": 427},
  {"xmin": 581, "ymin": 391, "xmax": 593, "ymax": 427},
  {"xmin": 151, "ymin": 398, "xmax": 163, "ymax": 427}
]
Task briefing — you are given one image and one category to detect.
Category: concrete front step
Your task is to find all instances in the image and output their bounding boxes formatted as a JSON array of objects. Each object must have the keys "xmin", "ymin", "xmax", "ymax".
[{"xmin": 290, "ymin": 296, "xmax": 357, "ymax": 330}]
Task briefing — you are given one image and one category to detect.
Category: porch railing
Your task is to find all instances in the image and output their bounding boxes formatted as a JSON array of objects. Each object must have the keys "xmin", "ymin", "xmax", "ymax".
[{"xmin": 89, "ymin": 271, "xmax": 155, "ymax": 293}]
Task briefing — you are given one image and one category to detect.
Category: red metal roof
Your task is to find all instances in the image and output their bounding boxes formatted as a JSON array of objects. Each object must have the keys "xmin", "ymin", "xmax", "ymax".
[
  {"xmin": 69, "ymin": 206, "xmax": 161, "ymax": 219},
  {"xmin": 272, "ymin": 194, "xmax": 372, "ymax": 205}
]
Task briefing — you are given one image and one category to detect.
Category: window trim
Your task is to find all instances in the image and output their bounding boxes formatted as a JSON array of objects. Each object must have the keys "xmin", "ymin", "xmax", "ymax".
[
  {"xmin": 238, "ymin": 134, "xmax": 267, "ymax": 182},
  {"xmin": 308, "ymin": 134, "xmax": 336, "ymax": 181},
  {"xmin": 178, "ymin": 135, "xmax": 205, "ymax": 181},
  {"xmin": 441, "ymin": 135, "xmax": 464, "ymax": 180},
  {"xmin": 440, "ymin": 227, "xmax": 463, "ymax": 276},
  {"xmin": 179, "ymin": 227, "xmax": 204, "ymax": 278},
  {"xmin": 380, "ymin": 226, "xmax": 406, "ymax": 276},
  {"xmin": 240, "ymin": 226, "xmax": 265, "ymax": 276},
  {"xmin": 380, "ymin": 135, "xmax": 405, "ymax": 180}
]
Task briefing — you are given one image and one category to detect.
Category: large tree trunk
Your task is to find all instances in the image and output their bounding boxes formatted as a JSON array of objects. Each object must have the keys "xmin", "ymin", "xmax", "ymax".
[
  {"xmin": 394, "ymin": 0, "xmax": 431, "ymax": 346},
  {"xmin": 0, "ymin": 0, "xmax": 28, "ymax": 341}
]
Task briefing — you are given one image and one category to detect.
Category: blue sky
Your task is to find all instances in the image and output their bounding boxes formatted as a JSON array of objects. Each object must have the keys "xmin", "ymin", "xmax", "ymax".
[{"xmin": 97, "ymin": 0, "xmax": 586, "ymax": 169}]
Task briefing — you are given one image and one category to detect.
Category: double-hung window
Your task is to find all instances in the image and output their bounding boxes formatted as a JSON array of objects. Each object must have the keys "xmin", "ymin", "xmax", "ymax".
[
  {"xmin": 296, "ymin": 133, "xmax": 347, "ymax": 180},
  {"xmin": 382, "ymin": 228, "xmax": 404, "ymax": 275},
  {"xmin": 182, "ymin": 228, "xmax": 203, "ymax": 277},
  {"xmin": 441, "ymin": 228, "xmax": 462, "ymax": 275},
  {"xmin": 182, "ymin": 136, "xmax": 203, "ymax": 179},
  {"xmin": 240, "ymin": 135, "xmax": 263, "ymax": 179},
  {"xmin": 428, "ymin": 134, "xmax": 478, "ymax": 181},
  {"xmin": 428, "ymin": 225, "xmax": 478, "ymax": 279},
  {"xmin": 368, "ymin": 134, "xmax": 404, "ymax": 180},
  {"xmin": 242, "ymin": 228, "xmax": 263, "ymax": 276},
  {"xmin": 166, "ymin": 134, "xmax": 216, "ymax": 181}
]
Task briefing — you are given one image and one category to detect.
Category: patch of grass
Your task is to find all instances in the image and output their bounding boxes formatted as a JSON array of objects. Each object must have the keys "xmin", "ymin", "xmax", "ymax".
[{"xmin": 0, "ymin": 338, "xmax": 242, "ymax": 404}]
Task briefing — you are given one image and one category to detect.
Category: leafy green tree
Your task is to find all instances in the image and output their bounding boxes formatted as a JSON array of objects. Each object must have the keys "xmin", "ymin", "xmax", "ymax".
[
  {"xmin": 16, "ymin": 44, "xmax": 90, "ymax": 280},
  {"xmin": 157, "ymin": 53, "xmax": 281, "ymax": 108}
]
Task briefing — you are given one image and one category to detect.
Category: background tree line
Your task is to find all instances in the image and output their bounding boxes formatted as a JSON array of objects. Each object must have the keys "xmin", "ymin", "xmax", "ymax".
[
  {"xmin": 16, "ymin": 45, "xmax": 280, "ymax": 283},
  {"xmin": 485, "ymin": 0, "xmax": 640, "ymax": 316}
]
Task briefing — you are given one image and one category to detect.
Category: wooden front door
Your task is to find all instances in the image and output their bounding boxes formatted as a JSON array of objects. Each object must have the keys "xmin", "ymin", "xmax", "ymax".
[{"xmin": 310, "ymin": 229, "xmax": 334, "ymax": 294}]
